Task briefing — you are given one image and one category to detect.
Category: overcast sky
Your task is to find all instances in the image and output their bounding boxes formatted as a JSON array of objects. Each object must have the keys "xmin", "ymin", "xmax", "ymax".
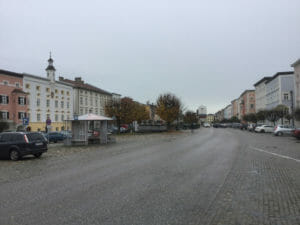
[{"xmin": 0, "ymin": 0, "xmax": 299, "ymax": 113}]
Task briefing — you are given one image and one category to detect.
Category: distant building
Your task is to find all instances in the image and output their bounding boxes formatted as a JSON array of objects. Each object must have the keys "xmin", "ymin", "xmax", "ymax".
[
  {"xmin": 238, "ymin": 90, "xmax": 255, "ymax": 120},
  {"xmin": 206, "ymin": 114, "xmax": 214, "ymax": 123},
  {"xmin": 23, "ymin": 56, "xmax": 74, "ymax": 132},
  {"xmin": 224, "ymin": 104, "xmax": 232, "ymax": 119},
  {"xmin": 231, "ymin": 99, "xmax": 238, "ymax": 118},
  {"xmin": 197, "ymin": 105, "xmax": 207, "ymax": 116},
  {"xmin": 0, "ymin": 70, "xmax": 28, "ymax": 129},
  {"xmin": 254, "ymin": 77, "xmax": 271, "ymax": 112},
  {"xmin": 265, "ymin": 71, "xmax": 294, "ymax": 112}
]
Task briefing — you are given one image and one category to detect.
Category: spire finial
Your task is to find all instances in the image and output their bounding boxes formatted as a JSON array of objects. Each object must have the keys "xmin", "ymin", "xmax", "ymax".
[{"xmin": 49, "ymin": 51, "xmax": 52, "ymax": 59}]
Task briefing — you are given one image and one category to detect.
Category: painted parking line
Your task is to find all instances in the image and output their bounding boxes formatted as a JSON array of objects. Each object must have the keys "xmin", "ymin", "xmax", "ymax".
[{"xmin": 249, "ymin": 146, "xmax": 300, "ymax": 163}]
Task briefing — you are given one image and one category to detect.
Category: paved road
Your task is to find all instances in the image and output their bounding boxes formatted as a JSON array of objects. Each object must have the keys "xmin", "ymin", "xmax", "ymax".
[{"xmin": 1, "ymin": 129, "xmax": 300, "ymax": 225}]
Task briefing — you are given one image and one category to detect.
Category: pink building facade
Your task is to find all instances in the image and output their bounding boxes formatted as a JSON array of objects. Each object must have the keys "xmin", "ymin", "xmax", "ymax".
[{"xmin": 0, "ymin": 70, "xmax": 28, "ymax": 128}]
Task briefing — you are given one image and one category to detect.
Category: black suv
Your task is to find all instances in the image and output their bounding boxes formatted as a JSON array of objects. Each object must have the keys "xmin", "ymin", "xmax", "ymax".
[{"xmin": 0, "ymin": 132, "xmax": 48, "ymax": 160}]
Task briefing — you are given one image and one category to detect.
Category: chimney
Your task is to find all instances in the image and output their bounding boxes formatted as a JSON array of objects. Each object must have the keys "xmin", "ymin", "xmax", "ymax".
[{"xmin": 75, "ymin": 77, "xmax": 84, "ymax": 83}]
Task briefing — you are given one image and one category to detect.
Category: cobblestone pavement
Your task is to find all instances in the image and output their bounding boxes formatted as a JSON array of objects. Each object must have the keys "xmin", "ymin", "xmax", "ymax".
[
  {"xmin": 0, "ymin": 128, "xmax": 300, "ymax": 225},
  {"xmin": 202, "ymin": 129, "xmax": 300, "ymax": 225}
]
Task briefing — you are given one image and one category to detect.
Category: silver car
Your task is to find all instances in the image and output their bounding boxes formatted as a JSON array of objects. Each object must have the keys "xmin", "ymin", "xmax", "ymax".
[{"xmin": 274, "ymin": 125, "xmax": 295, "ymax": 136}]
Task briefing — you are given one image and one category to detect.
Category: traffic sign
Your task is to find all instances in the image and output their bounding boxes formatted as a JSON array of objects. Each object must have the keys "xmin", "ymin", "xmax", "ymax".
[{"xmin": 23, "ymin": 117, "xmax": 29, "ymax": 126}]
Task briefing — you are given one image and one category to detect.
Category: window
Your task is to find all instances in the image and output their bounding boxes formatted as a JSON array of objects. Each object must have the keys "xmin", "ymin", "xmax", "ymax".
[
  {"xmin": 61, "ymin": 90, "xmax": 64, "ymax": 95},
  {"xmin": 67, "ymin": 91, "xmax": 69, "ymax": 95},
  {"xmin": 283, "ymin": 93, "xmax": 289, "ymax": 100},
  {"xmin": 18, "ymin": 97, "xmax": 26, "ymax": 105},
  {"xmin": 80, "ymin": 97, "xmax": 83, "ymax": 105},
  {"xmin": 46, "ymin": 99, "xmax": 50, "ymax": 107},
  {"xmin": 61, "ymin": 101, "xmax": 64, "ymax": 108},
  {"xmin": 55, "ymin": 100, "xmax": 58, "ymax": 108},
  {"xmin": 18, "ymin": 112, "xmax": 26, "ymax": 119},
  {"xmin": 85, "ymin": 108, "xmax": 88, "ymax": 114},
  {"xmin": 0, "ymin": 111, "xmax": 9, "ymax": 119},
  {"xmin": 80, "ymin": 108, "xmax": 83, "ymax": 115},
  {"xmin": 37, "ymin": 98, "xmax": 40, "ymax": 107},
  {"xmin": 55, "ymin": 114, "xmax": 58, "ymax": 121},
  {"xmin": 250, "ymin": 104, "xmax": 254, "ymax": 109},
  {"xmin": 85, "ymin": 97, "xmax": 88, "ymax": 106},
  {"xmin": 25, "ymin": 83, "xmax": 30, "ymax": 89},
  {"xmin": 67, "ymin": 101, "xmax": 70, "ymax": 109},
  {"xmin": 46, "ymin": 87, "xmax": 50, "ymax": 92},
  {"xmin": 37, "ymin": 113, "xmax": 41, "ymax": 121},
  {"xmin": 3, "ymin": 81, "xmax": 8, "ymax": 85},
  {"xmin": 95, "ymin": 99, "xmax": 98, "ymax": 106},
  {"xmin": 90, "ymin": 98, "xmax": 93, "ymax": 106},
  {"xmin": 36, "ymin": 86, "xmax": 40, "ymax": 91},
  {"xmin": 61, "ymin": 114, "xmax": 64, "ymax": 121},
  {"xmin": 55, "ymin": 89, "xmax": 58, "ymax": 93},
  {"xmin": 95, "ymin": 108, "xmax": 98, "ymax": 114},
  {"xmin": 0, "ymin": 95, "xmax": 9, "ymax": 104},
  {"xmin": 46, "ymin": 114, "xmax": 50, "ymax": 119},
  {"xmin": 15, "ymin": 82, "xmax": 20, "ymax": 88}
]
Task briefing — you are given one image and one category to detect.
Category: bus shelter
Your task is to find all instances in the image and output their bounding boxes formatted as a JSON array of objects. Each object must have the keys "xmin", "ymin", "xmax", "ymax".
[{"xmin": 68, "ymin": 114, "xmax": 113, "ymax": 145}]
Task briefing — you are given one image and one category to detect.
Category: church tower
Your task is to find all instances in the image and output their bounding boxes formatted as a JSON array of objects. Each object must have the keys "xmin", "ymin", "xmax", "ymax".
[{"xmin": 46, "ymin": 52, "xmax": 56, "ymax": 82}]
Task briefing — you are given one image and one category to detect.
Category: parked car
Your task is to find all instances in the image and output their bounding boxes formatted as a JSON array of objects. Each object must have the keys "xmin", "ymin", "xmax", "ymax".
[
  {"xmin": 203, "ymin": 123, "xmax": 211, "ymax": 128},
  {"xmin": 213, "ymin": 123, "xmax": 220, "ymax": 128},
  {"xmin": 45, "ymin": 132, "xmax": 66, "ymax": 143},
  {"xmin": 248, "ymin": 123, "xmax": 263, "ymax": 132},
  {"xmin": 255, "ymin": 125, "xmax": 274, "ymax": 133},
  {"xmin": 240, "ymin": 123, "xmax": 248, "ymax": 130},
  {"xmin": 232, "ymin": 123, "xmax": 242, "ymax": 129},
  {"xmin": 60, "ymin": 130, "xmax": 72, "ymax": 138},
  {"xmin": 273, "ymin": 125, "xmax": 295, "ymax": 136},
  {"xmin": 292, "ymin": 128, "xmax": 300, "ymax": 139},
  {"xmin": 0, "ymin": 132, "xmax": 47, "ymax": 160}
]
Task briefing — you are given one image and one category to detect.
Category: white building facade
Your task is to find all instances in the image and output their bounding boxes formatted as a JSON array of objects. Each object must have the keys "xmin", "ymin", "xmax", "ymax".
[
  {"xmin": 197, "ymin": 105, "xmax": 207, "ymax": 115},
  {"xmin": 23, "ymin": 56, "xmax": 74, "ymax": 131},
  {"xmin": 254, "ymin": 77, "xmax": 271, "ymax": 112},
  {"xmin": 59, "ymin": 77, "xmax": 114, "ymax": 116},
  {"xmin": 224, "ymin": 104, "xmax": 232, "ymax": 119},
  {"xmin": 266, "ymin": 72, "xmax": 294, "ymax": 112}
]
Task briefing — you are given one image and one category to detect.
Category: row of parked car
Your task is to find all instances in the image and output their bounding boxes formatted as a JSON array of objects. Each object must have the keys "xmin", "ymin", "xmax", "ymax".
[
  {"xmin": 212, "ymin": 122, "xmax": 300, "ymax": 139},
  {"xmin": 0, "ymin": 130, "xmax": 74, "ymax": 161}
]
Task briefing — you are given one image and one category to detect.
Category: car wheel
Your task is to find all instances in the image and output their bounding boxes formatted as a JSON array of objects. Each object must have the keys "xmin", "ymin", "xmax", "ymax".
[
  {"xmin": 54, "ymin": 140, "xmax": 57, "ymax": 143},
  {"xmin": 261, "ymin": 130, "xmax": 265, "ymax": 133},
  {"xmin": 277, "ymin": 132, "xmax": 283, "ymax": 136},
  {"xmin": 9, "ymin": 149, "xmax": 20, "ymax": 161},
  {"xmin": 34, "ymin": 153, "xmax": 42, "ymax": 158}
]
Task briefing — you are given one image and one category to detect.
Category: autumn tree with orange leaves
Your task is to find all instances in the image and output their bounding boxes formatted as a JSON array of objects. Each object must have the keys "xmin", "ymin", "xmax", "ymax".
[
  {"xmin": 156, "ymin": 93, "xmax": 182, "ymax": 128},
  {"xmin": 105, "ymin": 97, "xmax": 149, "ymax": 132}
]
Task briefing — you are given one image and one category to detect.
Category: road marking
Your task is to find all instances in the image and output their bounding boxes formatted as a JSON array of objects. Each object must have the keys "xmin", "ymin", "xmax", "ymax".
[{"xmin": 249, "ymin": 146, "xmax": 300, "ymax": 163}]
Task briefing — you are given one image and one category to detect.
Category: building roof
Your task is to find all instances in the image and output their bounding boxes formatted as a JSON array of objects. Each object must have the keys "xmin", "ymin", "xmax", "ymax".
[
  {"xmin": 0, "ymin": 69, "xmax": 23, "ymax": 78},
  {"xmin": 239, "ymin": 89, "xmax": 255, "ymax": 98},
  {"xmin": 23, "ymin": 73, "xmax": 74, "ymax": 87},
  {"xmin": 60, "ymin": 77, "xmax": 112, "ymax": 95},
  {"xmin": 45, "ymin": 65, "xmax": 56, "ymax": 71},
  {"xmin": 12, "ymin": 88, "xmax": 28, "ymax": 94},
  {"xmin": 265, "ymin": 71, "xmax": 294, "ymax": 84},
  {"xmin": 291, "ymin": 58, "xmax": 300, "ymax": 67},
  {"xmin": 253, "ymin": 76, "xmax": 272, "ymax": 87}
]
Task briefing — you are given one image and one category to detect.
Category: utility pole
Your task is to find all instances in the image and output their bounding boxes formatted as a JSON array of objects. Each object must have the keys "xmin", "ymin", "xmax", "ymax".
[{"xmin": 290, "ymin": 90, "xmax": 295, "ymax": 127}]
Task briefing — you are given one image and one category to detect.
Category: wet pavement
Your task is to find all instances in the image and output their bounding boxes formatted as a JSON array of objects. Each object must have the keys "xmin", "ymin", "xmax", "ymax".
[{"xmin": 0, "ymin": 129, "xmax": 300, "ymax": 225}]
